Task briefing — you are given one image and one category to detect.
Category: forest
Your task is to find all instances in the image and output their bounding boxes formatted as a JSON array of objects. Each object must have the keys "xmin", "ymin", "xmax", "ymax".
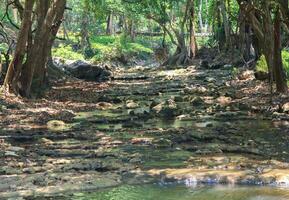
[{"xmin": 0, "ymin": 0, "xmax": 289, "ymax": 199}]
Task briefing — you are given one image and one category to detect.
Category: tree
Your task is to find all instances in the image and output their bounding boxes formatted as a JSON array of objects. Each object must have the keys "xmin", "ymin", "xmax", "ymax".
[
  {"xmin": 123, "ymin": 0, "xmax": 197, "ymax": 66},
  {"xmin": 3, "ymin": 0, "xmax": 67, "ymax": 97},
  {"xmin": 237, "ymin": 0, "xmax": 287, "ymax": 93}
]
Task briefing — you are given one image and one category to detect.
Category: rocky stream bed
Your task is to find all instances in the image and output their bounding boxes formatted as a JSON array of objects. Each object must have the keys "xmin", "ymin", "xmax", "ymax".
[{"xmin": 0, "ymin": 62, "xmax": 289, "ymax": 199}]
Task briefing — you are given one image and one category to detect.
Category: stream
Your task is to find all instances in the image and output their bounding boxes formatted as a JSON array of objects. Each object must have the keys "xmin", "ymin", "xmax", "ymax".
[
  {"xmin": 1, "ymin": 65, "xmax": 289, "ymax": 198},
  {"xmin": 34, "ymin": 184, "xmax": 289, "ymax": 200}
]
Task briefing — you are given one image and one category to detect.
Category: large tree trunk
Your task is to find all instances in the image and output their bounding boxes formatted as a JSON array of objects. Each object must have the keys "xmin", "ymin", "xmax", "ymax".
[
  {"xmin": 20, "ymin": 0, "xmax": 66, "ymax": 97},
  {"xmin": 3, "ymin": 0, "xmax": 34, "ymax": 94},
  {"xmin": 189, "ymin": 0, "xmax": 198, "ymax": 58},
  {"xmin": 162, "ymin": 31, "xmax": 192, "ymax": 66},
  {"xmin": 106, "ymin": 12, "xmax": 114, "ymax": 35},
  {"xmin": 4, "ymin": 0, "xmax": 66, "ymax": 97},
  {"xmin": 273, "ymin": 8, "xmax": 287, "ymax": 93},
  {"xmin": 80, "ymin": 1, "xmax": 90, "ymax": 50},
  {"xmin": 238, "ymin": 9, "xmax": 253, "ymax": 61},
  {"xmin": 127, "ymin": 19, "xmax": 136, "ymax": 41},
  {"xmin": 198, "ymin": 0, "xmax": 203, "ymax": 32},
  {"xmin": 34, "ymin": 0, "xmax": 66, "ymax": 92},
  {"xmin": 219, "ymin": 0, "xmax": 232, "ymax": 50},
  {"xmin": 161, "ymin": 0, "xmax": 193, "ymax": 66},
  {"xmin": 237, "ymin": 0, "xmax": 287, "ymax": 93}
]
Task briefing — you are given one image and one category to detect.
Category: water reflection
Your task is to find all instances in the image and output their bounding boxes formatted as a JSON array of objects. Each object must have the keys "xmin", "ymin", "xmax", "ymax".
[{"xmin": 71, "ymin": 184, "xmax": 289, "ymax": 200}]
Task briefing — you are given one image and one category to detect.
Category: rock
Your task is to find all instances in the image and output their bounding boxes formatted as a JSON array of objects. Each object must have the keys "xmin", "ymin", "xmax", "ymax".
[
  {"xmin": 205, "ymin": 77, "xmax": 216, "ymax": 83},
  {"xmin": 254, "ymin": 71, "xmax": 269, "ymax": 81},
  {"xmin": 190, "ymin": 97, "xmax": 205, "ymax": 106},
  {"xmin": 210, "ymin": 63, "xmax": 224, "ymax": 69},
  {"xmin": 176, "ymin": 114, "xmax": 191, "ymax": 120},
  {"xmin": 184, "ymin": 85, "xmax": 207, "ymax": 94},
  {"xmin": 129, "ymin": 157, "xmax": 142, "ymax": 164},
  {"xmin": 22, "ymin": 167, "xmax": 35, "ymax": 174},
  {"xmin": 273, "ymin": 112, "xmax": 289, "ymax": 120},
  {"xmin": 217, "ymin": 96, "xmax": 232, "ymax": 106},
  {"xmin": 153, "ymin": 138, "xmax": 173, "ymax": 148},
  {"xmin": 129, "ymin": 107, "xmax": 150, "ymax": 115},
  {"xmin": 56, "ymin": 110, "xmax": 76, "ymax": 121},
  {"xmin": 238, "ymin": 70, "xmax": 254, "ymax": 80},
  {"xmin": 200, "ymin": 60, "xmax": 210, "ymax": 69},
  {"xmin": 152, "ymin": 99, "xmax": 179, "ymax": 118},
  {"xmin": 224, "ymin": 64, "xmax": 233, "ymax": 69},
  {"xmin": 65, "ymin": 60, "xmax": 112, "ymax": 81},
  {"xmin": 67, "ymin": 161, "xmax": 106, "ymax": 171},
  {"xmin": 40, "ymin": 138, "xmax": 54, "ymax": 145},
  {"xmin": 128, "ymin": 153, "xmax": 143, "ymax": 164},
  {"xmin": 126, "ymin": 100, "xmax": 139, "ymax": 109},
  {"xmin": 47, "ymin": 120, "xmax": 71, "ymax": 131},
  {"xmin": 1, "ymin": 166, "xmax": 21, "ymax": 174},
  {"xmin": 282, "ymin": 102, "xmax": 289, "ymax": 113},
  {"xmin": 195, "ymin": 122, "xmax": 214, "ymax": 128},
  {"xmin": 7, "ymin": 146, "xmax": 25, "ymax": 152},
  {"xmin": 96, "ymin": 102, "xmax": 113, "ymax": 109},
  {"xmin": 122, "ymin": 121, "xmax": 143, "ymax": 128},
  {"xmin": 131, "ymin": 137, "xmax": 153, "ymax": 145},
  {"xmin": 236, "ymin": 103, "xmax": 250, "ymax": 111},
  {"xmin": 5, "ymin": 151, "xmax": 19, "ymax": 157},
  {"xmin": 150, "ymin": 99, "xmax": 162, "ymax": 109},
  {"xmin": 172, "ymin": 96, "xmax": 183, "ymax": 102},
  {"xmin": 214, "ymin": 111, "xmax": 239, "ymax": 118}
]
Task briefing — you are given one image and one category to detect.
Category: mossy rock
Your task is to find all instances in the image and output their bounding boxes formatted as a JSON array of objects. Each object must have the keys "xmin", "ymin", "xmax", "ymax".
[{"xmin": 47, "ymin": 120, "xmax": 72, "ymax": 131}]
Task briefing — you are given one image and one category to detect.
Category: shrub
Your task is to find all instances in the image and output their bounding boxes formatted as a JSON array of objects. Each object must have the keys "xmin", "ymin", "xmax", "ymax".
[
  {"xmin": 53, "ymin": 34, "xmax": 162, "ymax": 63},
  {"xmin": 52, "ymin": 44, "xmax": 84, "ymax": 60},
  {"xmin": 256, "ymin": 50, "xmax": 289, "ymax": 76},
  {"xmin": 256, "ymin": 55, "xmax": 268, "ymax": 72}
]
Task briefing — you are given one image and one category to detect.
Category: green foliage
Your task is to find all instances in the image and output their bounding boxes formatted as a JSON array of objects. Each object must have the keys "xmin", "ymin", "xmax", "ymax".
[
  {"xmin": 256, "ymin": 51, "xmax": 289, "ymax": 76},
  {"xmin": 0, "ymin": 43, "xmax": 8, "ymax": 53},
  {"xmin": 53, "ymin": 34, "xmax": 155, "ymax": 63},
  {"xmin": 282, "ymin": 51, "xmax": 289, "ymax": 75},
  {"xmin": 0, "ymin": 43, "xmax": 9, "ymax": 61},
  {"xmin": 231, "ymin": 67, "xmax": 240, "ymax": 78},
  {"xmin": 52, "ymin": 44, "xmax": 84, "ymax": 60},
  {"xmin": 90, "ymin": 34, "xmax": 153, "ymax": 62},
  {"xmin": 256, "ymin": 55, "xmax": 268, "ymax": 73}
]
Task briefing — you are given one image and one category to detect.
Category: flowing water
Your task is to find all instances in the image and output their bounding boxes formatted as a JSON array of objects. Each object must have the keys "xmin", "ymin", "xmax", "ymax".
[{"xmin": 62, "ymin": 184, "xmax": 289, "ymax": 200}]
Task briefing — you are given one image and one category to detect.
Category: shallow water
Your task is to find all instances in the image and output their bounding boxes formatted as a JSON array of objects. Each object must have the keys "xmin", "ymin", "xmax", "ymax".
[{"xmin": 69, "ymin": 184, "xmax": 289, "ymax": 200}]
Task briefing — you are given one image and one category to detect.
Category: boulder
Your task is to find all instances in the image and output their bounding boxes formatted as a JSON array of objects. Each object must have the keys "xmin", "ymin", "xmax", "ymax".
[
  {"xmin": 152, "ymin": 99, "xmax": 179, "ymax": 118},
  {"xmin": 190, "ymin": 96, "xmax": 205, "ymax": 106},
  {"xmin": 254, "ymin": 71, "xmax": 269, "ymax": 81},
  {"xmin": 131, "ymin": 137, "xmax": 153, "ymax": 145},
  {"xmin": 238, "ymin": 70, "xmax": 254, "ymax": 80},
  {"xmin": 200, "ymin": 60, "xmax": 210, "ymax": 69},
  {"xmin": 210, "ymin": 63, "xmax": 224, "ymax": 69},
  {"xmin": 153, "ymin": 138, "xmax": 173, "ymax": 148},
  {"xmin": 65, "ymin": 60, "xmax": 112, "ymax": 81},
  {"xmin": 217, "ymin": 96, "xmax": 232, "ymax": 106},
  {"xmin": 205, "ymin": 77, "xmax": 216, "ymax": 83},
  {"xmin": 282, "ymin": 102, "xmax": 289, "ymax": 113},
  {"xmin": 126, "ymin": 100, "xmax": 139, "ymax": 109},
  {"xmin": 184, "ymin": 85, "xmax": 207, "ymax": 94}
]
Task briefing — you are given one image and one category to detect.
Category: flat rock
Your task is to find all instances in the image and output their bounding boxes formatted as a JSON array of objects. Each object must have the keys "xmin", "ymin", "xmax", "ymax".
[{"xmin": 282, "ymin": 102, "xmax": 289, "ymax": 113}]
